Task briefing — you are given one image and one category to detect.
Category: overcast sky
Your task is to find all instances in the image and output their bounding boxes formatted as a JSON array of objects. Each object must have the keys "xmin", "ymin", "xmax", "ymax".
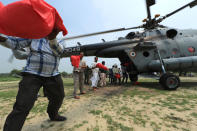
[{"xmin": 0, "ymin": 0, "xmax": 197, "ymax": 73}]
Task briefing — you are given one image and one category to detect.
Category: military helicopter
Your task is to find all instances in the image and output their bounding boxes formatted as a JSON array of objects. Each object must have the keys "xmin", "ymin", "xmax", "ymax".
[{"xmin": 60, "ymin": 0, "xmax": 197, "ymax": 90}]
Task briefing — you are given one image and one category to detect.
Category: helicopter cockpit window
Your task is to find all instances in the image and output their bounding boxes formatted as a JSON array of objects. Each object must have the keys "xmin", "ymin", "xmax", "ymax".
[
  {"xmin": 126, "ymin": 32, "xmax": 136, "ymax": 39},
  {"xmin": 166, "ymin": 29, "xmax": 178, "ymax": 39},
  {"xmin": 143, "ymin": 51, "xmax": 150, "ymax": 57}
]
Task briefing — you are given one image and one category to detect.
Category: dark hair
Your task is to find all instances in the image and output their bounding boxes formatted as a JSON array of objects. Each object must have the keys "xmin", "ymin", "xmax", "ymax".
[{"xmin": 102, "ymin": 61, "xmax": 105, "ymax": 65}]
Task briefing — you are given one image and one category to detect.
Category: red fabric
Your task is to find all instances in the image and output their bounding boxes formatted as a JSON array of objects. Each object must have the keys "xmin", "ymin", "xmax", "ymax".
[
  {"xmin": 188, "ymin": 47, "xmax": 195, "ymax": 53},
  {"xmin": 0, "ymin": 0, "xmax": 68, "ymax": 39},
  {"xmin": 115, "ymin": 74, "xmax": 121, "ymax": 79},
  {"xmin": 134, "ymin": 81, "xmax": 140, "ymax": 85},
  {"xmin": 0, "ymin": 2, "xmax": 3, "ymax": 8},
  {"xmin": 70, "ymin": 55, "xmax": 80, "ymax": 68},
  {"xmin": 124, "ymin": 63, "xmax": 129, "ymax": 66},
  {"xmin": 96, "ymin": 63, "xmax": 108, "ymax": 70}
]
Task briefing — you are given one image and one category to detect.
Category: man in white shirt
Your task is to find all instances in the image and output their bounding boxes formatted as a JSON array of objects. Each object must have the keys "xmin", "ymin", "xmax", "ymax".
[{"xmin": 90, "ymin": 57, "xmax": 100, "ymax": 91}]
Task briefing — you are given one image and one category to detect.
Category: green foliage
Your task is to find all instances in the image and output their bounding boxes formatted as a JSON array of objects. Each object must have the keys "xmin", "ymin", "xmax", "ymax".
[
  {"xmin": 61, "ymin": 71, "xmax": 72, "ymax": 78},
  {"xmin": 10, "ymin": 69, "xmax": 21, "ymax": 75}
]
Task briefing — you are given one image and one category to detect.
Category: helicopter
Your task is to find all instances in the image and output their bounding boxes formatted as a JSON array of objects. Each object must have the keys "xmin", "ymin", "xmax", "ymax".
[{"xmin": 60, "ymin": 0, "xmax": 197, "ymax": 90}]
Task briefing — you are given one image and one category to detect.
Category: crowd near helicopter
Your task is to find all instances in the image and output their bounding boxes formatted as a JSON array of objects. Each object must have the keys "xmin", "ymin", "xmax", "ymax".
[{"xmin": 61, "ymin": 0, "xmax": 197, "ymax": 90}]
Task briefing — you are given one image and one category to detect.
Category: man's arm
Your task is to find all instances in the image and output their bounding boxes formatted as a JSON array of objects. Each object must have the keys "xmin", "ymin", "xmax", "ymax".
[
  {"xmin": 0, "ymin": 35, "xmax": 31, "ymax": 50},
  {"xmin": 47, "ymin": 28, "xmax": 64, "ymax": 56}
]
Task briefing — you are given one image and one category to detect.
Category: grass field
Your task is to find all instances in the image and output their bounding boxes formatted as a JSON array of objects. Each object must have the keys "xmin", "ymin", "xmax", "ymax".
[
  {"xmin": 0, "ymin": 77, "xmax": 197, "ymax": 131},
  {"xmin": 0, "ymin": 75, "xmax": 21, "ymax": 82}
]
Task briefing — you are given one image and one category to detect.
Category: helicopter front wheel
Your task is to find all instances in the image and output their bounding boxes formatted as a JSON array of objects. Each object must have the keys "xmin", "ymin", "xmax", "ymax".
[{"xmin": 159, "ymin": 73, "xmax": 180, "ymax": 90}]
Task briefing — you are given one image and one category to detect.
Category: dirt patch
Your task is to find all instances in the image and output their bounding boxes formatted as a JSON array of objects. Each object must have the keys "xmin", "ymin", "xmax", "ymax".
[{"xmin": 1, "ymin": 78, "xmax": 197, "ymax": 131}]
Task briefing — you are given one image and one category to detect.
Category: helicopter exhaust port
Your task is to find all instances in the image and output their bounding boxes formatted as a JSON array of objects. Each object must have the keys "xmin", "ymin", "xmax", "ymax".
[{"xmin": 166, "ymin": 29, "xmax": 178, "ymax": 39}]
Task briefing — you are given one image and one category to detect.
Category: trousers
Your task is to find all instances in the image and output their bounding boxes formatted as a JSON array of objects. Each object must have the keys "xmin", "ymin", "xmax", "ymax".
[
  {"xmin": 3, "ymin": 73, "xmax": 65, "ymax": 131},
  {"xmin": 73, "ymin": 71, "xmax": 84, "ymax": 96},
  {"xmin": 99, "ymin": 73, "xmax": 106, "ymax": 87}
]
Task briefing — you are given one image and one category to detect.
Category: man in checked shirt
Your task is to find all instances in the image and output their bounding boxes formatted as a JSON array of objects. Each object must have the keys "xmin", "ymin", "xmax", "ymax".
[{"xmin": 0, "ymin": 29, "xmax": 67, "ymax": 131}]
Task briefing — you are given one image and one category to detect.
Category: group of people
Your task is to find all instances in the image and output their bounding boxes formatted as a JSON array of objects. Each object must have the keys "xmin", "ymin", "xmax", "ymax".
[
  {"xmin": 71, "ymin": 55, "xmax": 107, "ymax": 99},
  {"xmin": 108, "ymin": 64, "xmax": 129, "ymax": 85},
  {"xmin": 0, "ymin": 31, "xmax": 131, "ymax": 131},
  {"xmin": 71, "ymin": 55, "xmax": 131, "ymax": 100},
  {"xmin": 0, "ymin": 28, "xmax": 131, "ymax": 130}
]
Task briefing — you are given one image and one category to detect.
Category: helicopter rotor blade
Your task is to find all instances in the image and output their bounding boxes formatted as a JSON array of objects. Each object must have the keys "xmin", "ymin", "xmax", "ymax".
[
  {"xmin": 62, "ymin": 26, "xmax": 142, "ymax": 40},
  {"xmin": 157, "ymin": 0, "xmax": 197, "ymax": 23},
  {"xmin": 146, "ymin": 0, "xmax": 155, "ymax": 20}
]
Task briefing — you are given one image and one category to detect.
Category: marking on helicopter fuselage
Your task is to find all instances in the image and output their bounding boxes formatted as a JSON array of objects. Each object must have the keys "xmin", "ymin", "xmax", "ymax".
[
  {"xmin": 130, "ymin": 51, "xmax": 136, "ymax": 58},
  {"xmin": 64, "ymin": 47, "xmax": 81, "ymax": 52}
]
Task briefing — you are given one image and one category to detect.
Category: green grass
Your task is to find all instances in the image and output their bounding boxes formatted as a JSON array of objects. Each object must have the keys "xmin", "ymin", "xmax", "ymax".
[
  {"xmin": 68, "ymin": 121, "xmax": 88, "ymax": 131},
  {"xmin": 0, "ymin": 76, "xmax": 21, "ymax": 82},
  {"xmin": 103, "ymin": 114, "xmax": 133, "ymax": 131},
  {"xmin": 89, "ymin": 110, "xmax": 103, "ymax": 115},
  {"xmin": 31, "ymin": 101, "xmax": 48, "ymax": 113},
  {"xmin": 190, "ymin": 112, "xmax": 197, "ymax": 119},
  {"xmin": 0, "ymin": 89, "xmax": 17, "ymax": 100}
]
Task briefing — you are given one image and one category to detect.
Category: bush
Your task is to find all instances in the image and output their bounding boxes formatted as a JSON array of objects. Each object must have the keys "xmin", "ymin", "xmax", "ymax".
[{"xmin": 61, "ymin": 71, "xmax": 72, "ymax": 78}]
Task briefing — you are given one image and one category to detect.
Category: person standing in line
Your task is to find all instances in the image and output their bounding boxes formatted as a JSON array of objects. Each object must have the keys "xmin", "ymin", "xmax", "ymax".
[
  {"xmin": 0, "ymin": 28, "xmax": 67, "ymax": 131},
  {"xmin": 90, "ymin": 57, "xmax": 100, "ymax": 91},
  {"xmin": 121, "ymin": 64, "xmax": 128, "ymax": 84},
  {"xmin": 72, "ymin": 52, "xmax": 86, "ymax": 99},
  {"xmin": 84, "ymin": 66, "xmax": 91, "ymax": 85},
  {"xmin": 108, "ymin": 66, "xmax": 114, "ymax": 84},
  {"xmin": 99, "ymin": 61, "xmax": 107, "ymax": 87},
  {"xmin": 113, "ymin": 64, "xmax": 121, "ymax": 85}
]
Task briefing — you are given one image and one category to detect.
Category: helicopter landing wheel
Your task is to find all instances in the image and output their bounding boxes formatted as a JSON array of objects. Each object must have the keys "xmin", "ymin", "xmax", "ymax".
[
  {"xmin": 129, "ymin": 74, "xmax": 138, "ymax": 82},
  {"xmin": 159, "ymin": 73, "xmax": 180, "ymax": 90}
]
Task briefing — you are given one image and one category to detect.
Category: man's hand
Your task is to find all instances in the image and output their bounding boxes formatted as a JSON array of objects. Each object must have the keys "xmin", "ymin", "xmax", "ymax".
[
  {"xmin": 0, "ymin": 35, "xmax": 7, "ymax": 42},
  {"xmin": 47, "ymin": 28, "xmax": 60, "ymax": 40}
]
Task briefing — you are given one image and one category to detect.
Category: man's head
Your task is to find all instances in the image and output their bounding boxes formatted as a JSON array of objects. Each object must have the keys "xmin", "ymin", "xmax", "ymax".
[
  {"xmin": 80, "ymin": 52, "xmax": 84, "ymax": 59},
  {"xmin": 94, "ymin": 57, "xmax": 98, "ymax": 62},
  {"xmin": 102, "ymin": 61, "xmax": 105, "ymax": 65},
  {"xmin": 47, "ymin": 28, "xmax": 60, "ymax": 40}
]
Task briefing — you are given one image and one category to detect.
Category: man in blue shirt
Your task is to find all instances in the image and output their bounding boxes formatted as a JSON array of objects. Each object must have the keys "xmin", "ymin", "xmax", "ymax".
[{"xmin": 0, "ymin": 29, "xmax": 66, "ymax": 131}]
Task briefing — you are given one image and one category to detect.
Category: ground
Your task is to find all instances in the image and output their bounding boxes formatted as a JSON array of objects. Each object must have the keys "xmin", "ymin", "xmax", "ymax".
[{"xmin": 0, "ymin": 77, "xmax": 197, "ymax": 131}]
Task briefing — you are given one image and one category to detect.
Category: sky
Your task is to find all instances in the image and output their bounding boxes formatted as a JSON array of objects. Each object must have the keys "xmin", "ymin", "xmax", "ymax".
[{"xmin": 0, "ymin": 0, "xmax": 197, "ymax": 73}]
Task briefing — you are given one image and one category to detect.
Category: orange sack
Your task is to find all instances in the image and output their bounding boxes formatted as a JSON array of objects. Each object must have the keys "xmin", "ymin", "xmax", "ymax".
[
  {"xmin": 0, "ymin": 0, "xmax": 68, "ymax": 39},
  {"xmin": 70, "ymin": 55, "xmax": 80, "ymax": 68},
  {"xmin": 96, "ymin": 63, "xmax": 108, "ymax": 70}
]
